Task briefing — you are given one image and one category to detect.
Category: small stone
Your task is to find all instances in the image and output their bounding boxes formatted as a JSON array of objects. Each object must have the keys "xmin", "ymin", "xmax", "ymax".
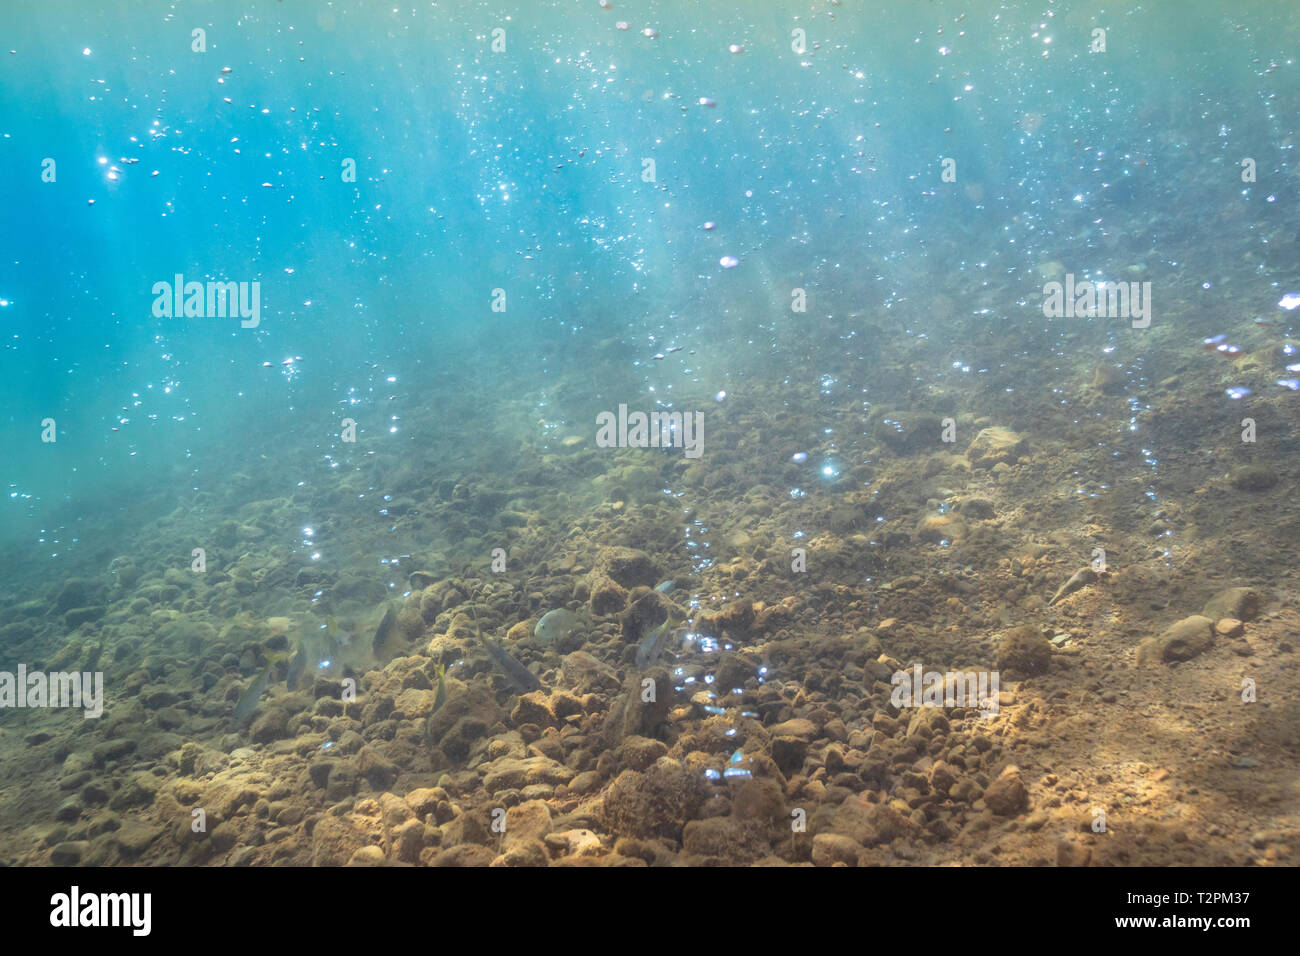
[
  {"xmin": 984, "ymin": 766, "xmax": 1029, "ymax": 816},
  {"xmin": 50, "ymin": 841, "xmax": 87, "ymax": 866},
  {"xmin": 140, "ymin": 685, "xmax": 179, "ymax": 709},
  {"xmin": 966, "ymin": 426, "xmax": 1028, "ymax": 469},
  {"xmin": 767, "ymin": 718, "xmax": 817, "ymax": 739},
  {"xmin": 958, "ymin": 497, "xmax": 996, "ymax": 519},
  {"xmin": 1137, "ymin": 615, "xmax": 1215, "ymax": 665},
  {"xmin": 92, "ymin": 738, "xmax": 136, "ymax": 767},
  {"xmin": 811, "ymin": 832, "xmax": 862, "ymax": 867},
  {"xmin": 770, "ymin": 736, "xmax": 808, "ymax": 776},
  {"xmin": 113, "ymin": 821, "xmax": 161, "ymax": 858},
  {"xmin": 249, "ymin": 706, "xmax": 290, "ymax": 743},
  {"xmin": 502, "ymin": 800, "xmax": 552, "ymax": 856},
  {"xmin": 63, "ymin": 606, "xmax": 107, "ymax": 627},
  {"xmin": 356, "ymin": 746, "xmax": 399, "ymax": 790},
  {"xmin": 346, "ymin": 845, "xmax": 387, "ymax": 866},
  {"xmin": 1215, "ymin": 618, "xmax": 1244, "ymax": 638},
  {"xmin": 916, "ymin": 512, "xmax": 967, "ymax": 543},
  {"xmin": 548, "ymin": 828, "xmax": 603, "ymax": 857},
  {"xmin": 619, "ymin": 736, "xmax": 668, "ymax": 771},
  {"xmin": 997, "ymin": 625, "xmax": 1052, "ymax": 675},
  {"xmin": 1202, "ymin": 587, "xmax": 1262, "ymax": 622},
  {"xmin": 1057, "ymin": 839, "xmax": 1092, "ymax": 867},
  {"xmin": 510, "ymin": 692, "xmax": 555, "ymax": 729},
  {"xmin": 1230, "ymin": 465, "xmax": 1278, "ymax": 492},
  {"xmin": 715, "ymin": 651, "xmax": 760, "ymax": 691}
]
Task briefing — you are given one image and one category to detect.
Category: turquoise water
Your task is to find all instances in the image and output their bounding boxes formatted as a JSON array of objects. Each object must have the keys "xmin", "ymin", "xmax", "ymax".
[
  {"xmin": 6, "ymin": 1, "xmax": 1294, "ymax": 562},
  {"xmin": 0, "ymin": 1, "xmax": 1297, "ymax": 867}
]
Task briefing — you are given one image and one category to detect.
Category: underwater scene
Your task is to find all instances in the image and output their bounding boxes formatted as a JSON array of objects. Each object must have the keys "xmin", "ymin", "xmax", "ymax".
[{"xmin": 1, "ymin": 0, "xmax": 1298, "ymax": 872}]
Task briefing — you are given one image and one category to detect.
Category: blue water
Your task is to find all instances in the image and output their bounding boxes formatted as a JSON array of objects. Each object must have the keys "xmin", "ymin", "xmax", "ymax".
[{"xmin": 5, "ymin": 1, "xmax": 1295, "ymax": 570}]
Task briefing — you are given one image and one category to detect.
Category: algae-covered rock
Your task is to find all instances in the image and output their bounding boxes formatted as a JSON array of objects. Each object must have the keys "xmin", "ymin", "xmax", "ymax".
[
  {"xmin": 601, "ymin": 758, "xmax": 709, "ymax": 841},
  {"xmin": 1137, "ymin": 615, "xmax": 1215, "ymax": 665},
  {"xmin": 593, "ymin": 547, "xmax": 658, "ymax": 590},
  {"xmin": 682, "ymin": 817, "xmax": 770, "ymax": 864},
  {"xmin": 870, "ymin": 408, "xmax": 945, "ymax": 454},
  {"xmin": 560, "ymin": 650, "xmax": 620, "ymax": 695},
  {"xmin": 1230, "ymin": 465, "xmax": 1278, "ymax": 492},
  {"xmin": 831, "ymin": 794, "xmax": 914, "ymax": 847},
  {"xmin": 997, "ymin": 625, "xmax": 1052, "ymax": 675},
  {"xmin": 966, "ymin": 426, "xmax": 1028, "ymax": 469},
  {"xmin": 501, "ymin": 799, "xmax": 552, "ymax": 856},
  {"xmin": 916, "ymin": 512, "xmax": 967, "ymax": 543},
  {"xmin": 1202, "ymin": 587, "xmax": 1262, "ymax": 622}
]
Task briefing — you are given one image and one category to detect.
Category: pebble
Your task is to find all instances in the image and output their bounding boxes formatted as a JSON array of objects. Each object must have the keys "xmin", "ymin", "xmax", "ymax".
[
  {"xmin": 767, "ymin": 718, "xmax": 817, "ymax": 739},
  {"xmin": 1215, "ymin": 618, "xmax": 1244, "ymax": 638},
  {"xmin": 984, "ymin": 766, "xmax": 1029, "ymax": 816},
  {"xmin": 1230, "ymin": 465, "xmax": 1278, "ymax": 491},
  {"xmin": 1136, "ymin": 615, "xmax": 1215, "ymax": 665}
]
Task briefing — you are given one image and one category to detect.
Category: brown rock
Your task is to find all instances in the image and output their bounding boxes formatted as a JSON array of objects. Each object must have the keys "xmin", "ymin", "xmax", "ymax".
[
  {"xmin": 1137, "ymin": 615, "xmax": 1215, "ymax": 665},
  {"xmin": 768, "ymin": 718, "xmax": 817, "ymax": 739},
  {"xmin": 1057, "ymin": 839, "xmax": 1093, "ymax": 867},
  {"xmin": 618, "ymin": 735, "xmax": 668, "ymax": 771},
  {"xmin": 560, "ymin": 651, "xmax": 621, "ymax": 695},
  {"xmin": 346, "ymin": 846, "xmax": 387, "ymax": 866},
  {"xmin": 812, "ymin": 832, "xmax": 862, "ymax": 867},
  {"xmin": 682, "ymin": 817, "xmax": 769, "ymax": 864},
  {"xmin": 997, "ymin": 625, "xmax": 1052, "ymax": 675},
  {"xmin": 430, "ymin": 844, "xmax": 497, "ymax": 867},
  {"xmin": 601, "ymin": 759, "xmax": 709, "ymax": 841},
  {"xmin": 1230, "ymin": 465, "xmax": 1278, "ymax": 492},
  {"xmin": 589, "ymin": 575, "xmax": 629, "ymax": 615},
  {"xmin": 984, "ymin": 766, "xmax": 1029, "ymax": 816},
  {"xmin": 356, "ymin": 746, "xmax": 399, "ymax": 790},
  {"xmin": 832, "ymin": 794, "xmax": 912, "ymax": 846},
  {"xmin": 1202, "ymin": 587, "xmax": 1262, "ymax": 622},
  {"xmin": 1215, "ymin": 618, "xmax": 1244, "ymax": 638},
  {"xmin": 501, "ymin": 800, "xmax": 552, "ymax": 855},
  {"xmin": 311, "ymin": 816, "xmax": 372, "ymax": 866},
  {"xmin": 966, "ymin": 426, "xmax": 1028, "ymax": 469},
  {"xmin": 510, "ymin": 692, "xmax": 555, "ymax": 729},
  {"xmin": 594, "ymin": 547, "xmax": 658, "ymax": 589},
  {"xmin": 771, "ymin": 736, "xmax": 808, "ymax": 776}
]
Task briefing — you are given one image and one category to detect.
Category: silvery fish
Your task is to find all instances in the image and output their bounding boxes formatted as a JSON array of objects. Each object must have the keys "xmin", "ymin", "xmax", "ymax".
[
  {"xmin": 432, "ymin": 661, "xmax": 448, "ymax": 713},
  {"xmin": 479, "ymin": 633, "xmax": 543, "ymax": 692},
  {"xmin": 232, "ymin": 663, "xmax": 272, "ymax": 723},
  {"xmin": 534, "ymin": 608, "xmax": 587, "ymax": 643},
  {"xmin": 635, "ymin": 616, "xmax": 681, "ymax": 670},
  {"xmin": 372, "ymin": 605, "xmax": 400, "ymax": 659}
]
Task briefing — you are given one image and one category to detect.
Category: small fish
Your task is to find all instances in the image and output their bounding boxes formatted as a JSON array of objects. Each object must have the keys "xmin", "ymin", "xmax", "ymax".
[
  {"xmin": 654, "ymin": 579, "xmax": 676, "ymax": 594},
  {"xmin": 1048, "ymin": 566, "xmax": 1098, "ymax": 606},
  {"xmin": 232, "ymin": 664, "xmax": 273, "ymax": 723},
  {"xmin": 286, "ymin": 642, "xmax": 307, "ymax": 689},
  {"xmin": 534, "ymin": 608, "xmax": 588, "ymax": 644},
  {"xmin": 635, "ymin": 615, "xmax": 681, "ymax": 670},
  {"xmin": 424, "ymin": 661, "xmax": 450, "ymax": 748},
  {"xmin": 432, "ymin": 661, "xmax": 448, "ymax": 713},
  {"xmin": 471, "ymin": 604, "xmax": 543, "ymax": 692},
  {"xmin": 480, "ymin": 633, "xmax": 542, "ymax": 692},
  {"xmin": 372, "ymin": 605, "xmax": 400, "ymax": 660},
  {"xmin": 326, "ymin": 615, "xmax": 352, "ymax": 647}
]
